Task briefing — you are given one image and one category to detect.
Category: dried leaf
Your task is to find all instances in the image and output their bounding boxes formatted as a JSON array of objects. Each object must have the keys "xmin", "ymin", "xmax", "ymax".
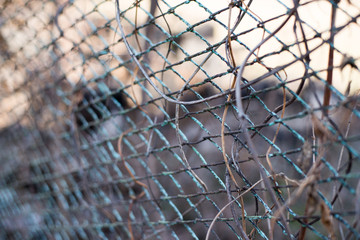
[{"xmin": 320, "ymin": 202, "xmax": 335, "ymax": 240}]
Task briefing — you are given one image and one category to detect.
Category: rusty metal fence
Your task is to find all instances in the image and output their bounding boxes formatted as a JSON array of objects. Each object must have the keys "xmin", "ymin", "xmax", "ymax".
[{"xmin": 1, "ymin": 0, "xmax": 360, "ymax": 239}]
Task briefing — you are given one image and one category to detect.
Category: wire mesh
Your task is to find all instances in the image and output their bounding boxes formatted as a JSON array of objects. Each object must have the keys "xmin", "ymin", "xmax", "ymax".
[{"xmin": 1, "ymin": 0, "xmax": 360, "ymax": 239}]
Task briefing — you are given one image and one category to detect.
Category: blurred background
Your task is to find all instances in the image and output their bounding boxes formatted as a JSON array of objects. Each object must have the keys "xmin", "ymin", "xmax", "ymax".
[{"xmin": 1, "ymin": 0, "xmax": 360, "ymax": 239}]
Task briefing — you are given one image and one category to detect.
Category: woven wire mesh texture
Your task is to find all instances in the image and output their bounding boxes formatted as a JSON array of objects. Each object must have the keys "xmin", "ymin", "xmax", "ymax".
[{"xmin": 1, "ymin": 0, "xmax": 360, "ymax": 239}]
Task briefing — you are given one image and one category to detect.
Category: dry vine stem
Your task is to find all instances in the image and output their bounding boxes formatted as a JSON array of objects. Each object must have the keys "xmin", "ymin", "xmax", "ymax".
[
  {"xmin": 265, "ymin": 87, "xmax": 287, "ymax": 174},
  {"xmin": 206, "ymin": 174, "xmax": 293, "ymax": 240},
  {"xmin": 219, "ymin": 4, "xmax": 249, "ymax": 239},
  {"xmin": 220, "ymin": 1, "xmax": 268, "ymax": 237},
  {"xmin": 323, "ymin": 0, "xmax": 339, "ymax": 116},
  {"xmin": 221, "ymin": 0, "xmax": 267, "ymax": 188},
  {"xmin": 221, "ymin": 0, "xmax": 243, "ymax": 190},
  {"xmin": 232, "ymin": 1, "xmax": 301, "ymax": 239},
  {"xmin": 117, "ymin": 129, "xmax": 147, "ymax": 240},
  {"xmin": 205, "ymin": 177, "xmax": 265, "ymax": 240},
  {"xmin": 174, "ymin": 102, "xmax": 208, "ymax": 191}
]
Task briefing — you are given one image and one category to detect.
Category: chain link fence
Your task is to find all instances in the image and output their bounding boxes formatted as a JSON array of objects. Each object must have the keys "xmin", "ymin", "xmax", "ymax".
[{"xmin": 1, "ymin": 0, "xmax": 360, "ymax": 239}]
